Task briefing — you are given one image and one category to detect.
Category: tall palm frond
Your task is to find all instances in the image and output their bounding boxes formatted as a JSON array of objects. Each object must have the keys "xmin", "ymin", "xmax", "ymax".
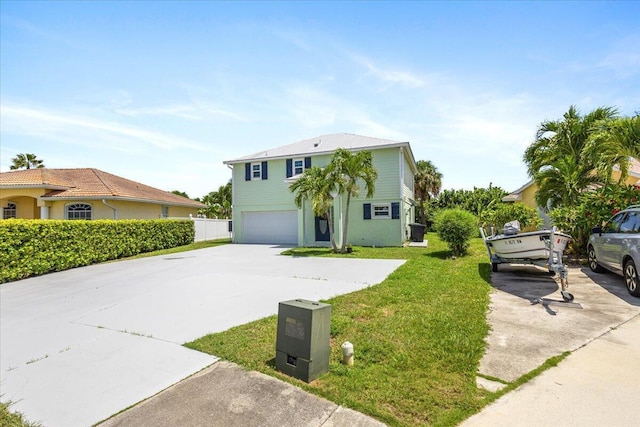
[{"xmin": 524, "ymin": 105, "xmax": 618, "ymax": 209}]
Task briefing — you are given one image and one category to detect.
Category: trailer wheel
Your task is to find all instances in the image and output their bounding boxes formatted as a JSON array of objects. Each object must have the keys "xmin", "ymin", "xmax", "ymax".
[
  {"xmin": 492, "ymin": 262, "xmax": 498, "ymax": 272},
  {"xmin": 561, "ymin": 291, "xmax": 574, "ymax": 302}
]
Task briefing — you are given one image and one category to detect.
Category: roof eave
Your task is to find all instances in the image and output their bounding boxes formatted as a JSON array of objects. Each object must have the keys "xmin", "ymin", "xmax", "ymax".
[
  {"xmin": 38, "ymin": 195, "xmax": 205, "ymax": 208},
  {"xmin": 0, "ymin": 184, "xmax": 70, "ymax": 190},
  {"xmin": 223, "ymin": 141, "xmax": 414, "ymax": 165}
]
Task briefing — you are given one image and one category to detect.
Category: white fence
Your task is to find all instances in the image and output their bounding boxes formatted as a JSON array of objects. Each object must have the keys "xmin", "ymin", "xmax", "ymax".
[
  {"xmin": 192, "ymin": 217, "xmax": 232, "ymax": 242},
  {"xmin": 169, "ymin": 216, "xmax": 232, "ymax": 242}
]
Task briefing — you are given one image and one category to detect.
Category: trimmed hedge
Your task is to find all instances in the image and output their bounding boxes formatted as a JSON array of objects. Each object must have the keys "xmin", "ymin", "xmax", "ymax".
[{"xmin": 0, "ymin": 219, "xmax": 195, "ymax": 283}]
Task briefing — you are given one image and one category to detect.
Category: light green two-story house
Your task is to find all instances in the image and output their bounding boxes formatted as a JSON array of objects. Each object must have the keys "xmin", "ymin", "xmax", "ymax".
[{"xmin": 223, "ymin": 133, "xmax": 418, "ymax": 247}]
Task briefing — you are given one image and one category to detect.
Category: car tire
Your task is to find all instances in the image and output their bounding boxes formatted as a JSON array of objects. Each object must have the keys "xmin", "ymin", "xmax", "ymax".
[
  {"xmin": 587, "ymin": 245, "xmax": 606, "ymax": 273},
  {"xmin": 624, "ymin": 259, "xmax": 640, "ymax": 298}
]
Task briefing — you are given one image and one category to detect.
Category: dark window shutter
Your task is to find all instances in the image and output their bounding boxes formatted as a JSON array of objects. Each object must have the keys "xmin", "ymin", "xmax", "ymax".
[
  {"xmin": 245, "ymin": 163, "xmax": 251, "ymax": 181},
  {"xmin": 286, "ymin": 159, "xmax": 293, "ymax": 178},
  {"xmin": 391, "ymin": 202, "xmax": 400, "ymax": 219},
  {"xmin": 261, "ymin": 161, "xmax": 268, "ymax": 180},
  {"xmin": 363, "ymin": 203, "xmax": 371, "ymax": 220},
  {"xmin": 304, "ymin": 157, "xmax": 311, "ymax": 169}
]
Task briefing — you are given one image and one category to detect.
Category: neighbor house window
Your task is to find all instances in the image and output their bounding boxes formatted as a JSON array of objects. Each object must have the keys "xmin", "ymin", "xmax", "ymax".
[
  {"xmin": 161, "ymin": 206, "xmax": 169, "ymax": 218},
  {"xmin": 372, "ymin": 203, "xmax": 391, "ymax": 219},
  {"xmin": 66, "ymin": 203, "xmax": 92, "ymax": 220},
  {"xmin": 3, "ymin": 202, "xmax": 16, "ymax": 219},
  {"xmin": 293, "ymin": 158, "xmax": 304, "ymax": 175}
]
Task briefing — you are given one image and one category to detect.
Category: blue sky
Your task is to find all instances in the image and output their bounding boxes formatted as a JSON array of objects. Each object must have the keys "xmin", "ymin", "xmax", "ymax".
[{"xmin": 1, "ymin": 1, "xmax": 639, "ymax": 199}]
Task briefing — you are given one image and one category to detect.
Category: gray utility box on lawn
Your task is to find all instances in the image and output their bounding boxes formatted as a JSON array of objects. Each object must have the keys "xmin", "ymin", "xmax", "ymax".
[{"xmin": 275, "ymin": 299, "xmax": 331, "ymax": 383}]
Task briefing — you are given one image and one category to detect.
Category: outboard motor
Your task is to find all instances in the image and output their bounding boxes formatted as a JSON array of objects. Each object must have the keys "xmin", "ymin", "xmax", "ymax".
[{"xmin": 503, "ymin": 220, "xmax": 521, "ymax": 236}]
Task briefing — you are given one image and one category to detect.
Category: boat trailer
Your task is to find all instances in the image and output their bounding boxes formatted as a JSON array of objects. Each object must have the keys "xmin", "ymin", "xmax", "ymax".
[{"xmin": 480, "ymin": 227, "xmax": 574, "ymax": 302}]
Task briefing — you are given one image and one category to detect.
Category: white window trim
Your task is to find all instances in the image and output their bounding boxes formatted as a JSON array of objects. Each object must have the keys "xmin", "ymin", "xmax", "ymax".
[
  {"xmin": 3, "ymin": 202, "xmax": 17, "ymax": 219},
  {"xmin": 293, "ymin": 158, "xmax": 305, "ymax": 176},
  {"xmin": 66, "ymin": 203, "xmax": 93, "ymax": 220},
  {"xmin": 372, "ymin": 203, "xmax": 391, "ymax": 219},
  {"xmin": 251, "ymin": 162, "xmax": 262, "ymax": 180}
]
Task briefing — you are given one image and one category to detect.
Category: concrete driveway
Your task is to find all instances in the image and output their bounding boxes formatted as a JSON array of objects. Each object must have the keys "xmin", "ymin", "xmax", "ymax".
[
  {"xmin": 0, "ymin": 244, "xmax": 405, "ymax": 427},
  {"xmin": 476, "ymin": 263, "xmax": 640, "ymax": 385}
]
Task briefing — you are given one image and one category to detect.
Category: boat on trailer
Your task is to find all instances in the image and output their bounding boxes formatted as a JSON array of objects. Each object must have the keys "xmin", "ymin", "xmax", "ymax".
[{"xmin": 480, "ymin": 221, "xmax": 574, "ymax": 301}]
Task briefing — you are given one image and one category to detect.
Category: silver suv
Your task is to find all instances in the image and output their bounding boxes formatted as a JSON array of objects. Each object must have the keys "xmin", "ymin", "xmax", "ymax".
[{"xmin": 587, "ymin": 205, "xmax": 640, "ymax": 297}]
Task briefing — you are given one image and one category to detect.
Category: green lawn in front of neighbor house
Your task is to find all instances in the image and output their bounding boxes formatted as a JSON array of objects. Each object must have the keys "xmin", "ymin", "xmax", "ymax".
[{"xmin": 185, "ymin": 234, "xmax": 495, "ymax": 427}]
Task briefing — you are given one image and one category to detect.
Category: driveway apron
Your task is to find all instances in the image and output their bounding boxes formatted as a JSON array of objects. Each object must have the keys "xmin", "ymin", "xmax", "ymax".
[{"xmin": 1, "ymin": 244, "xmax": 405, "ymax": 427}]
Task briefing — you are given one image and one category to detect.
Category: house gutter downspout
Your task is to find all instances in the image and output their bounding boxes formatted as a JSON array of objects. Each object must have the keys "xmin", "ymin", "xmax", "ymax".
[{"xmin": 102, "ymin": 199, "xmax": 118, "ymax": 219}]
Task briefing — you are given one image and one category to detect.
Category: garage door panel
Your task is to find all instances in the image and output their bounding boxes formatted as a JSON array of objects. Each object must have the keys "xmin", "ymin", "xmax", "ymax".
[{"xmin": 243, "ymin": 211, "xmax": 298, "ymax": 244}]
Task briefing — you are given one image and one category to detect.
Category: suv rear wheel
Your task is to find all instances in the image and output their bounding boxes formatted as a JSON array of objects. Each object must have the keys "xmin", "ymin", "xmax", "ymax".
[
  {"xmin": 587, "ymin": 245, "xmax": 606, "ymax": 273},
  {"xmin": 624, "ymin": 259, "xmax": 640, "ymax": 297}
]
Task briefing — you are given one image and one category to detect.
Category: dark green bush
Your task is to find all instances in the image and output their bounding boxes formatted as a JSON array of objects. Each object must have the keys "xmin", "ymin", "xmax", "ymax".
[
  {"xmin": 479, "ymin": 202, "xmax": 541, "ymax": 232},
  {"xmin": 549, "ymin": 183, "xmax": 639, "ymax": 255},
  {"xmin": 0, "ymin": 219, "xmax": 194, "ymax": 283},
  {"xmin": 433, "ymin": 208, "xmax": 478, "ymax": 256}
]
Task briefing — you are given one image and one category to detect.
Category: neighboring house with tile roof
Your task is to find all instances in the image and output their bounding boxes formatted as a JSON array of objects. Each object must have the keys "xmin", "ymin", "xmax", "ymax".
[
  {"xmin": 0, "ymin": 168, "xmax": 205, "ymax": 220},
  {"xmin": 223, "ymin": 133, "xmax": 417, "ymax": 247},
  {"xmin": 503, "ymin": 158, "xmax": 640, "ymax": 208}
]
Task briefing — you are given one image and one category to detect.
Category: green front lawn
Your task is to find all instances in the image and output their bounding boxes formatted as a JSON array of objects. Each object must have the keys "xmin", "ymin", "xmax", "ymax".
[{"xmin": 186, "ymin": 234, "xmax": 494, "ymax": 427}]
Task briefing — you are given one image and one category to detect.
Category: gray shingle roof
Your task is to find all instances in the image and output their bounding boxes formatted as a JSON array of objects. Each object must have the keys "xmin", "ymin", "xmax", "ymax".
[{"xmin": 224, "ymin": 133, "xmax": 415, "ymax": 166}]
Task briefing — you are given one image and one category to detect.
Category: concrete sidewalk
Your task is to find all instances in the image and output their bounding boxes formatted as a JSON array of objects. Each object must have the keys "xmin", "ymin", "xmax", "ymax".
[
  {"xmin": 461, "ymin": 313, "xmax": 640, "ymax": 426},
  {"xmin": 99, "ymin": 361, "xmax": 385, "ymax": 427}
]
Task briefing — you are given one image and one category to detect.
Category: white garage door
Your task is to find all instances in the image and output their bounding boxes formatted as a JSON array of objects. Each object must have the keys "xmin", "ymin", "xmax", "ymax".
[{"xmin": 243, "ymin": 211, "xmax": 298, "ymax": 244}]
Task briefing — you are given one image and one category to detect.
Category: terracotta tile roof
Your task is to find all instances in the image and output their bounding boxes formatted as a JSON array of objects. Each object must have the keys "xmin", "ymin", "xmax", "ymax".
[{"xmin": 0, "ymin": 168, "xmax": 205, "ymax": 208}]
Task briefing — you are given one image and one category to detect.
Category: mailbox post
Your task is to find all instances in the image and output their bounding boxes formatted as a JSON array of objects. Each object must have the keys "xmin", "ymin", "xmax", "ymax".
[{"xmin": 275, "ymin": 299, "xmax": 331, "ymax": 383}]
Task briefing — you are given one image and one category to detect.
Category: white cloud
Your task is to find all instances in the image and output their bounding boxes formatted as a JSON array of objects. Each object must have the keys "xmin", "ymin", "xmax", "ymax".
[
  {"xmin": 0, "ymin": 103, "xmax": 221, "ymax": 153},
  {"xmin": 598, "ymin": 34, "xmax": 640, "ymax": 78},
  {"xmin": 351, "ymin": 55, "xmax": 425, "ymax": 88}
]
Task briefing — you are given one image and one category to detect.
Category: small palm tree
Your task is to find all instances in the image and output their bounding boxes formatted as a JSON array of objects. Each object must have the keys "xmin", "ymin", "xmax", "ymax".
[
  {"xmin": 329, "ymin": 148, "xmax": 378, "ymax": 253},
  {"xmin": 289, "ymin": 166, "xmax": 338, "ymax": 252},
  {"xmin": 202, "ymin": 181, "xmax": 232, "ymax": 219},
  {"xmin": 414, "ymin": 159, "xmax": 442, "ymax": 224},
  {"xmin": 10, "ymin": 153, "xmax": 45, "ymax": 170},
  {"xmin": 523, "ymin": 105, "xmax": 618, "ymax": 209}
]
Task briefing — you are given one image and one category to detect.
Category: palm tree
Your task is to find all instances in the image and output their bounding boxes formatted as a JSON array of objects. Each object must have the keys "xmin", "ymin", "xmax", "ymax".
[
  {"xmin": 289, "ymin": 166, "xmax": 338, "ymax": 252},
  {"xmin": 329, "ymin": 148, "xmax": 378, "ymax": 253},
  {"xmin": 414, "ymin": 160, "xmax": 442, "ymax": 224},
  {"xmin": 523, "ymin": 105, "xmax": 618, "ymax": 209},
  {"xmin": 202, "ymin": 181, "xmax": 232, "ymax": 219},
  {"xmin": 10, "ymin": 153, "xmax": 45, "ymax": 170},
  {"xmin": 587, "ymin": 115, "xmax": 640, "ymax": 183}
]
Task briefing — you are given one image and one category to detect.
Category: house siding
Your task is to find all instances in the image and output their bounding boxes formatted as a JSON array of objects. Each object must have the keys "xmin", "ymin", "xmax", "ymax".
[{"xmin": 229, "ymin": 143, "xmax": 416, "ymax": 247}]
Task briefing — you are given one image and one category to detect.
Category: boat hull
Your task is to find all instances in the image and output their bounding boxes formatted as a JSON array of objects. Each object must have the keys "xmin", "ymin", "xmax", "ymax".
[{"xmin": 486, "ymin": 230, "xmax": 571, "ymax": 260}]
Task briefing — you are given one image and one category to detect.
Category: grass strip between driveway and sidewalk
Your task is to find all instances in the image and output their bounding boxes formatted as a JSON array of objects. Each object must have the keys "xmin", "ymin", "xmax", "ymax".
[{"xmin": 186, "ymin": 235, "xmax": 495, "ymax": 427}]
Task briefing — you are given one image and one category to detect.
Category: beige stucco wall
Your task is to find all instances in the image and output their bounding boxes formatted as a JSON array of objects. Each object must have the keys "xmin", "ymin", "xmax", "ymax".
[
  {"xmin": 45, "ymin": 200, "xmax": 198, "ymax": 220},
  {"xmin": 1, "ymin": 193, "xmax": 199, "ymax": 220}
]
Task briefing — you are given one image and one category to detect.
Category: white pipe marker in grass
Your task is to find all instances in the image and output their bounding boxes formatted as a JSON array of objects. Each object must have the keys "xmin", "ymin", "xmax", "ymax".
[{"xmin": 341, "ymin": 341, "xmax": 354, "ymax": 366}]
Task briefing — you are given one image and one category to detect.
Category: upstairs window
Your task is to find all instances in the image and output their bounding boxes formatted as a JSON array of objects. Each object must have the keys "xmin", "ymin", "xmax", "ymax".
[
  {"xmin": 3, "ymin": 202, "xmax": 16, "ymax": 219},
  {"xmin": 252, "ymin": 163, "xmax": 262, "ymax": 180},
  {"xmin": 245, "ymin": 161, "xmax": 268, "ymax": 181},
  {"xmin": 286, "ymin": 157, "xmax": 311, "ymax": 178},
  {"xmin": 66, "ymin": 203, "xmax": 92, "ymax": 220}
]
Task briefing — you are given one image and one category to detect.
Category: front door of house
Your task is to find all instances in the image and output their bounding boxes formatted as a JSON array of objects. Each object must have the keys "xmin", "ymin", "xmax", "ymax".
[{"xmin": 315, "ymin": 216, "xmax": 330, "ymax": 241}]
